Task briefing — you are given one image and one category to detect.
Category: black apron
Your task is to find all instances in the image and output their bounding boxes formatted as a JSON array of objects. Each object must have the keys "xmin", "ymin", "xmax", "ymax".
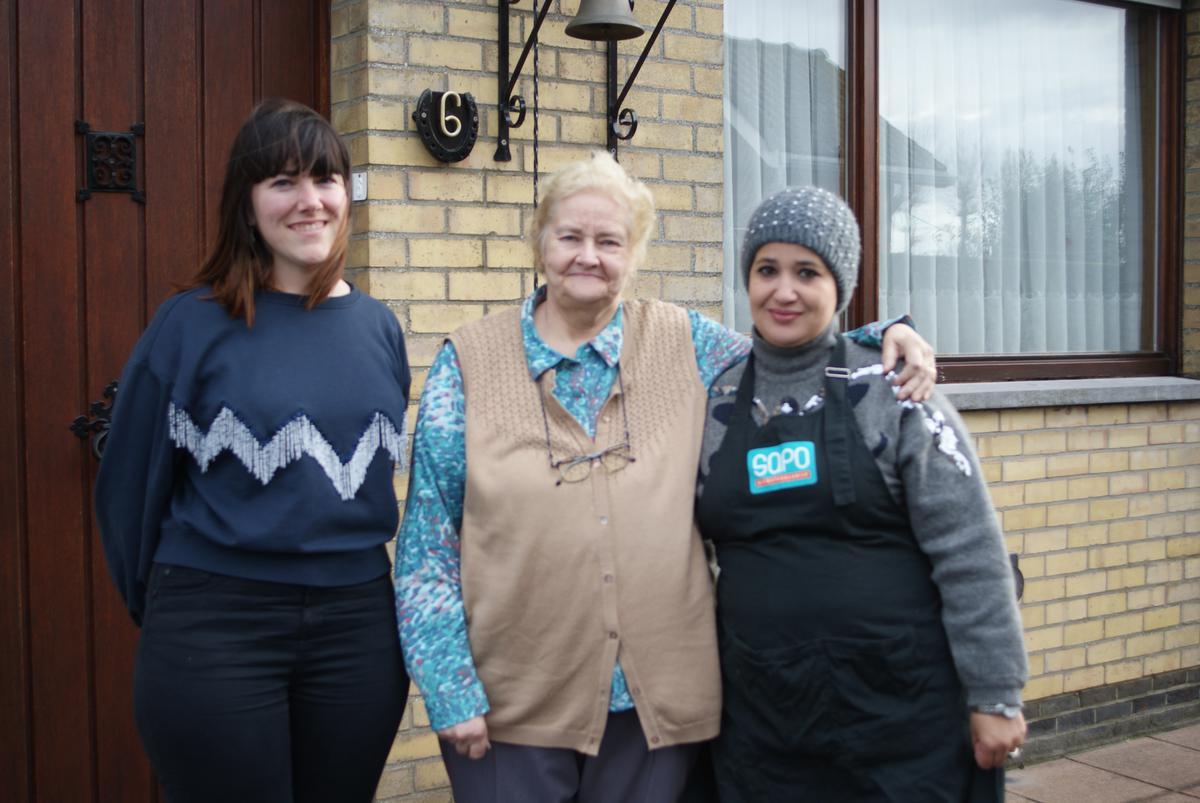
[{"xmin": 694, "ymin": 337, "xmax": 1000, "ymax": 803}]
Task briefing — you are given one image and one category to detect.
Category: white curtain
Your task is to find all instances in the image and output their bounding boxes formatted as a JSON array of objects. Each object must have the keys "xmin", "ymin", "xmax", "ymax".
[
  {"xmin": 878, "ymin": 0, "xmax": 1150, "ymax": 354},
  {"xmin": 722, "ymin": 0, "xmax": 847, "ymax": 331}
]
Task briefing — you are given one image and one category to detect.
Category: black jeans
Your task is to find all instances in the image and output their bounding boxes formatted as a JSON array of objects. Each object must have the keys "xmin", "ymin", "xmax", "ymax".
[{"xmin": 133, "ymin": 564, "xmax": 408, "ymax": 803}]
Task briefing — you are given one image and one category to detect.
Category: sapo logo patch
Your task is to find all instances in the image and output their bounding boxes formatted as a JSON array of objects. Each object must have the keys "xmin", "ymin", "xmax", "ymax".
[{"xmin": 747, "ymin": 441, "xmax": 818, "ymax": 494}]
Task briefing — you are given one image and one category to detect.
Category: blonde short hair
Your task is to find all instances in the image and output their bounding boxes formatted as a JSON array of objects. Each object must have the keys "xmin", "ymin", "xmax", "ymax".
[{"xmin": 528, "ymin": 151, "xmax": 656, "ymax": 277}]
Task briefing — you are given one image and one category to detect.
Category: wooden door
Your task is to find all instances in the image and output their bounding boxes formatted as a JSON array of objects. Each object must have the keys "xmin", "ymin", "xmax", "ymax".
[{"xmin": 0, "ymin": 2, "xmax": 329, "ymax": 800}]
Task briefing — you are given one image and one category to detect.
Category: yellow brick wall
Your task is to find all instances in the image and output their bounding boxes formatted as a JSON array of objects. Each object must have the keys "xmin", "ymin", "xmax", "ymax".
[
  {"xmin": 331, "ymin": 0, "xmax": 726, "ymax": 798},
  {"xmin": 961, "ymin": 402, "xmax": 1200, "ymax": 702}
]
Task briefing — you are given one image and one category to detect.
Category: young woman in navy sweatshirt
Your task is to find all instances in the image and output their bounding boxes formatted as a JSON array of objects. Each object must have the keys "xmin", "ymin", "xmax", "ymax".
[{"xmin": 95, "ymin": 98, "xmax": 410, "ymax": 803}]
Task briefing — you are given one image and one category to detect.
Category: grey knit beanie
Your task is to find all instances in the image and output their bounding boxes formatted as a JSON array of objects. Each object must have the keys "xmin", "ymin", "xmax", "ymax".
[{"xmin": 740, "ymin": 186, "xmax": 862, "ymax": 314}]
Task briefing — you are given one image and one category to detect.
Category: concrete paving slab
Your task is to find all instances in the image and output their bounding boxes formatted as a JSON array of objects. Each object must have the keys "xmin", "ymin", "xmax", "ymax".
[
  {"xmin": 1072, "ymin": 738, "xmax": 1200, "ymax": 791},
  {"xmin": 1005, "ymin": 758, "xmax": 1173, "ymax": 802},
  {"xmin": 1153, "ymin": 724, "xmax": 1200, "ymax": 752}
]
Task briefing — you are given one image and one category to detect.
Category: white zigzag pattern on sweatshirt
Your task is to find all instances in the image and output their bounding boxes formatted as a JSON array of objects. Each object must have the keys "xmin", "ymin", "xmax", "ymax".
[{"xmin": 167, "ymin": 403, "xmax": 408, "ymax": 501}]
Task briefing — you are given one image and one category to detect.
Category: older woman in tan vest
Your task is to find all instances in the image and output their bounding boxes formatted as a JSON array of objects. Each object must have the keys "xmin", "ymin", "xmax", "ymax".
[{"xmin": 394, "ymin": 151, "xmax": 936, "ymax": 802}]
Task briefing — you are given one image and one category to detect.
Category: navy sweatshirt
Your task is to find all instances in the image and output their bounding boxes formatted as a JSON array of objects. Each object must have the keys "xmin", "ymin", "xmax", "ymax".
[{"xmin": 95, "ymin": 285, "xmax": 410, "ymax": 625}]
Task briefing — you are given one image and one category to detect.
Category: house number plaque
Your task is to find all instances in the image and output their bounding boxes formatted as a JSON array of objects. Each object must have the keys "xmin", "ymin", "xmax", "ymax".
[{"xmin": 413, "ymin": 89, "xmax": 479, "ymax": 163}]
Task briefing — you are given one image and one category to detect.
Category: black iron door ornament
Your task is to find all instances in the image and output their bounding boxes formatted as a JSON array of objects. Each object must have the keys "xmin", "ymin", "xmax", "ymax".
[
  {"xmin": 71, "ymin": 381, "xmax": 118, "ymax": 460},
  {"xmin": 76, "ymin": 121, "xmax": 146, "ymax": 203},
  {"xmin": 494, "ymin": 0, "xmax": 553, "ymax": 161}
]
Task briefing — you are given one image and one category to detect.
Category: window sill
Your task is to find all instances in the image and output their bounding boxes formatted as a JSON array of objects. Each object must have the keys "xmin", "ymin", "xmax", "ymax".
[{"xmin": 941, "ymin": 377, "xmax": 1200, "ymax": 411}]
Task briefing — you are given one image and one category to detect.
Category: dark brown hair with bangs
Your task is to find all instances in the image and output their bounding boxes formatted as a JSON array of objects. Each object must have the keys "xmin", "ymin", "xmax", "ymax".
[{"xmin": 187, "ymin": 97, "xmax": 351, "ymax": 325}]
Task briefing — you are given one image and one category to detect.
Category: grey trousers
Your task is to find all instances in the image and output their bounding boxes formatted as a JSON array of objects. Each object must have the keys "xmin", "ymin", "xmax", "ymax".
[{"xmin": 440, "ymin": 711, "xmax": 699, "ymax": 803}]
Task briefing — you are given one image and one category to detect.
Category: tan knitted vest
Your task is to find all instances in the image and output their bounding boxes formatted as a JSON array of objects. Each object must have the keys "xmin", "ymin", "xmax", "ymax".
[{"xmin": 448, "ymin": 299, "xmax": 721, "ymax": 755}]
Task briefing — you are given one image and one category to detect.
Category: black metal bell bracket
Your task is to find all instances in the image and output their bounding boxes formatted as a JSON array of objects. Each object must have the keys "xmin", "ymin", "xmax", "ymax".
[
  {"xmin": 494, "ymin": 0, "xmax": 553, "ymax": 161},
  {"xmin": 70, "ymin": 380, "xmax": 118, "ymax": 460},
  {"xmin": 76, "ymin": 121, "xmax": 146, "ymax": 203},
  {"xmin": 605, "ymin": 0, "xmax": 677, "ymax": 158}
]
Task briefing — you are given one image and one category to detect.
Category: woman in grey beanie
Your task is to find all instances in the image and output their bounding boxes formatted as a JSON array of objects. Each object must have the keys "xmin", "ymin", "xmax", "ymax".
[{"xmin": 691, "ymin": 186, "xmax": 1027, "ymax": 802}]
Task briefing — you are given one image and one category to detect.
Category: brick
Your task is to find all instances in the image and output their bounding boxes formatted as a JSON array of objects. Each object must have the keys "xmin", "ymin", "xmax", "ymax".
[
  {"xmin": 332, "ymin": 34, "xmax": 366, "ymax": 71},
  {"xmin": 663, "ymin": 154, "xmax": 723, "ymax": 183},
  {"xmin": 1126, "ymin": 632, "xmax": 1166, "ymax": 657},
  {"xmin": 1066, "ymin": 476, "xmax": 1108, "ymax": 500},
  {"xmin": 1000, "ymin": 409, "xmax": 1046, "ymax": 431},
  {"xmin": 1046, "ymin": 407, "xmax": 1088, "ymax": 427},
  {"xmin": 663, "ymin": 33, "xmax": 723, "ymax": 64},
  {"xmin": 367, "ymin": 238, "xmax": 407, "ymax": 268},
  {"xmin": 447, "ymin": 6, "xmax": 498, "ymax": 39},
  {"xmin": 1169, "ymin": 401, "xmax": 1200, "ymax": 420},
  {"xmin": 1086, "ymin": 639, "xmax": 1125, "ymax": 665},
  {"xmin": 1047, "ymin": 453, "xmax": 1090, "ymax": 477},
  {"xmin": 978, "ymin": 434, "xmax": 1023, "ymax": 457},
  {"xmin": 647, "ymin": 182, "xmax": 694, "ymax": 212},
  {"xmin": 374, "ymin": 766, "xmax": 415, "ymax": 800},
  {"xmin": 409, "ymin": 303, "xmax": 486, "ymax": 333},
  {"xmin": 695, "ymin": 185, "xmax": 722, "ymax": 213},
  {"xmin": 1003, "ymin": 506, "xmax": 1046, "ymax": 531},
  {"xmin": 1128, "ymin": 586, "xmax": 1167, "ymax": 610},
  {"xmin": 409, "ymin": 37, "xmax": 483, "ymax": 70},
  {"xmin": 1107, "ymin": 566, "xmax": 1147, "ymax": 590},
  {"xmin": 448, "ymin": 272, "xmax": 523, "ymax": 301},
  {"xmin": 366, "ymin": 271, "xmax": 445, "ymax": 301},
  {"xmin": 1150, "ymin": 423, "xmax": 1186, "ymax": 444},
  {"xmin": 1064, "ymin": 620, "xmax": 1105, "ymax": 645},
  {"xmin": 1065, "ymin": 570, "xmax": 1108, "ymax": 599},
  {"xmin": 1106, "ymin": 524, "xmax": 1147, "ymax": 551},
  {"xmin": 1103, "ymin": 612, "xmax": 1144, "ymax": 638},
  {"xmin": 644, "ymin": 245, "xmax": 692, "ymax": 272},
  {"xmin": 1025, "ymin": 528, "xmax": 1069, "ymax": 553},
  {"xmin": 662, "ymin": 93, "xmax": 724, "ymax": 124},
  {"xmin": 1023, "ymin": 578, "xmax": 1065, "ymax": 603},
  {"xmin": 1112, "ymin": 473, "xmax": 1150, "ymax": 495},
  {"xmin": 1067, "ymin": 523, "xmax": 1109, "ymax": 548},
  {"xmin": 409, "ymin": 172, "xmax": 484, "ymax": 203},
  {"xmin": 414, "ymin": 759, "xmax": 451, "ymax": 791},
  {"xmin": 1128, "ymin": 540, "xmax": 1168, "ymax": 564},
  {"xmin": 410, "ymin": 239, "xmax": 483, "ymax": 268},
  {"xmin": 1044, "ymin": 647, "xmax": 1087, "ymax": 671},
  {"xmin": 1169, "ymin": 489, "xmax": 1200, "ymax": 512},
  {"xmin": 448, "ymin": 207, "xmax": 522, "ymax": 237},
  {"xmin": 1105, "ymin": 659, "xmax": 1146, "ymax": 684},
  {"xmin": 1090, "ymin": 452, "xmax": 1130, "ymax": 473},
  {"xmin": 1025, "ymin": 626, "xmax": 1064, "ymax": 652},
  {"xmin": 559, "ymin": 114, "xmax": 608, "ymax": 145},
  {"xmin": 960, "ymin": 411, "xmax": 999, "ymax": 433},
  {"xmin": 363, "ymin": 204, "xmax": 446, "ymax": 233},
  {"xmin": 1130, "ymin": 493, "xmax": 1168, "ymax": 516},
  {"xmin": 1069, "ymin": 429, "xmax": 1108, "ymax": 450},
  {"xmin": 696, "ymin": 127, "xmax": 724, "ymax": 154},
  {"xmin": 1168, "ymin": 445, "xmax": 1200, "ymax": 466},
  {"xmin": 1024, "ymin": 674, "xmax": 1065, "ymax": 700},
  {"xmin": 486, "ymin": 174, "xmax": 534, "ymax": 205},
  {"xmin": 662, "ymin": 215, "xmax": 722, "ymax": 242},
  {"xmin": 1108, "ymin": 426, "xmax": 1150, "ymax": 448},
  {"xmin": 1144, "ymin": 652, "xmax": 1184, "ymax": 675},
  {"xmin": 693, "ymin": 65, "xmax": 723, "ymax": 96},
  {"xmin": 1150, "ymin": 468, "xmax": 1189, "ymax": 491},
  {"xmin": 1003, "ymin": 457, "xmax": 1047, "ymax": 482},
  {"xmin": 486, "ymin": 241, "xmax": 532, "ymax": 269},
  {"xmin": 1024, "ymin": 431, "xmax": 1067, "ymax": 453},
  {"xmin": 663, "ymin": 276, "xmax": 722, "ymax": 303},
  {"xmin": 1165, "ymin": 625, "xmax": 1200, "ymax": 648},
  {"xmin": 1087, "ymin": 593, "xmax": 1127, "ymax": 617},
  {"xmin": 1048, "ymin": 501, "xmax": 1090, "ymax": 527},
  {"xmin": 1130, "ymin": 403, "xmax": 1169, "ymax": 423},
  {"xmin": 1089, "ymin": 544, "xmax": 1128, "ymax": 569},
  {"xmin": 1146, "ymin": 605, "xmax": 1183, "ymax": 629},
  {"xmin": 1045, "ymin": 551, "xmax": 1088, "ymax": 576},
  {"xmin": 1088, "ymin": 405, "xmax": 1130, "ymax": 425},
  {"xmin": 989, "ymin": 485, "xmax": 1025, "ymax": 509},
  {"xmin": 387, "ymin": 730, "xmax": 442, "ymax": 763},
  {"xmin": 1088, "ymin": 498, "xmax": 1129, "ymax": 521},
  {"xmin": 1063, "ymin": 666, "xmax": 1105, "ymax": 692},
  {"xmin": 1021, "ymin": 605, "xmax": 1046, "ymax": 629}
]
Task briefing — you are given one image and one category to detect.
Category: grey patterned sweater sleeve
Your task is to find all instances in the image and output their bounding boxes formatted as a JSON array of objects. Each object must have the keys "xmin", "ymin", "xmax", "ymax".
[{"xmin": 698, "ymin": 331, "xmax": 1028, "ymax": 706}]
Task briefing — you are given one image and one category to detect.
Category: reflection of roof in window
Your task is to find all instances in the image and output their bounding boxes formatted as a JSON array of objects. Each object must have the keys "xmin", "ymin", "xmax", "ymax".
[{"xmin": 727, "ymin": 38, "xmax": 951, "ymax": 188}]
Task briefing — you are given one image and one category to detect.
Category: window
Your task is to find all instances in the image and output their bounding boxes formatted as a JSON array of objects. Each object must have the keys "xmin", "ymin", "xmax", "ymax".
[{"xmin": 723, "ymin": 0, "xmax": 1179, "ymax": 380}]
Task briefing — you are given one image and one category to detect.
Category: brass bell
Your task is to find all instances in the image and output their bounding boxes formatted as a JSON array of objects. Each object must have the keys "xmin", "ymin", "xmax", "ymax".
[{"xmin": 565, "ymin": 0, "xmax": 645, "ymax": 41}]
